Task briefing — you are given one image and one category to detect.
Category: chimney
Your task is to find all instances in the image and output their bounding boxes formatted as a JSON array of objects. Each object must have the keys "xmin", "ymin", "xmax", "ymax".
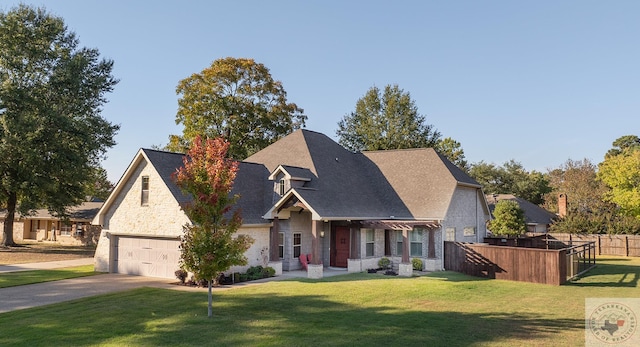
[{"xmin": 558, "ymin": 193, "xmax": 567, "ymax": 218}]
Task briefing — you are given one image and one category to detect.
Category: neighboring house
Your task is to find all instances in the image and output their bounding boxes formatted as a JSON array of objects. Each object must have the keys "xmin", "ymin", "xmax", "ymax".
[
  {"xmin": 1, "ymin": 201, "xmax": 103, "ymax": 246},
  {"xmin": 486, "ymin": 194, "xmax": 557, "ymax": 233},
  {"xmin": 93, "ymin": 129, "xmax": 490, "ymax": 279}
]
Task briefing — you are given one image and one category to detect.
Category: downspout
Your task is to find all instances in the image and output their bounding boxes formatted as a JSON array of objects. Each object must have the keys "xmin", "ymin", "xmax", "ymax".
[{"xmin": 477, "ymin": 189, "xmax": 481, "ymax": 243}]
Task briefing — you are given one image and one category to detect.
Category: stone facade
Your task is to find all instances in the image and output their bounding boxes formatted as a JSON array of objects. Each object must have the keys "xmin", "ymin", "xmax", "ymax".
[{"xmin": 94, "ymin": 160, "xmax": 190, "ymax": 273}]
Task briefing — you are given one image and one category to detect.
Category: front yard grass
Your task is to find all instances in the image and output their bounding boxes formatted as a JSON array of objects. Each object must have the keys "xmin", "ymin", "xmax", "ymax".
[
  {"xmin": 0, "ymin": 265, "xmax": 96, "ymax": 288},
  {"xmin": 0, "ymin": 257, "xmax": 638, "ymax": 346}
]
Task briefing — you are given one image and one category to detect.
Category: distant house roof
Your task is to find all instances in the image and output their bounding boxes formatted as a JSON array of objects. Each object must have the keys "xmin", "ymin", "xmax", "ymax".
[
  {"xmin": 24, "ymin": 201, "xmax": 104, "ymax": 222},
  {"xmin": 486, "ymin": 194, "xmax": 557, "ymax": 226}
]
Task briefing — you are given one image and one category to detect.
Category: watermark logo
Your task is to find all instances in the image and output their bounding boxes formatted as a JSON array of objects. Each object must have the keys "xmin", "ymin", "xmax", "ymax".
[{"xmin": 586, "ymin": 298, "xmax": 638, "ymax": 346}]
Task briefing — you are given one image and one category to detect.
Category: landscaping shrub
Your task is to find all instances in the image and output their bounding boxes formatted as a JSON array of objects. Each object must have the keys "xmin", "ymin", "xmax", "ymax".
[
  {"xmin": 246, "ymin": 265, "xmax": 265, "ymax": 280},
  {"xmin": 412, "ymin": 258, "xmax": 423, "ymax": 271},
  {"xmin": 263, "ymin": 266, "xmax": 276, "ymax": 278},
  {"xmin": 175, "ymin": 269, "xmax": 188, "ymax": 284},
  {"xmin": 378, "ymin": 257, "xmax": 391, "ymax": 269}
]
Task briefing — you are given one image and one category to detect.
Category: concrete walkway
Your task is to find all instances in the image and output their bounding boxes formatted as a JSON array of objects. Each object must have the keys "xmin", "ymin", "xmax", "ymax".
[{"xmin": 0, "ymin": 259, "xmax": 349, "ymax": 313}]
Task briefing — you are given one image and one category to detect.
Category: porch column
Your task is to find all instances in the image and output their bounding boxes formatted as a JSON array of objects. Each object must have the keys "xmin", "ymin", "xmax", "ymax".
[
  {"xmin": 311, "ymin": 220, "xmax": 321, "ymax": 265},
  {"xmin": 428, "ymin": 228, "xmax": 436, "ymax": 258},
  {"xmin": 308, "ymin": 220, "xmax": 323, "ymax": 279},
  {"xmin": 350, "ymin": 223, "xmax": 360, "ymax": 259},
  {"xmin": 402, "ymin": 229, "xmax": 410, "ymax": 263},
  {"xmin": 398, "ymin": 228, "xmax": 413, "ymax": 277},
  {"xmin": 270, "ymin": 217, "xmax": 280, "ymax": 261}
]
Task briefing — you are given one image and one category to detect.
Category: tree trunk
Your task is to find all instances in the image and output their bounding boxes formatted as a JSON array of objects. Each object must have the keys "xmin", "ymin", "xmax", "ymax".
[
  {"xmin": 1, "ymin": 192, "xmax": 17, "ymax": 247},
  {"xmin": 208, "ymin": 279, "xmax": 213, "ymax": 318}
]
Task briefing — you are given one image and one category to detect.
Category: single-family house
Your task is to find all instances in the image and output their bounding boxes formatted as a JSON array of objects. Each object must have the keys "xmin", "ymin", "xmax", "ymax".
[
  {"xmin": 1, "ymin": 201, "xmax": 103, "ymax": 246},
  {"xmin": 486, "ymin": 194, "xmax": 557, "ymax": 233},
  {"xmin": 93, "ymin": 129, "xmax": 490, "ymax": 279}
]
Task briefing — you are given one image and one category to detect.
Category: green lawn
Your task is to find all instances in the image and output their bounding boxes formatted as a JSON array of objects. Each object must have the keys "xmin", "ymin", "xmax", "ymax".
[
  {"xmin": 0, "ymin": 265, "xmax": 96, "ymax": 288},
  {"xmin": 0, "ymin": 258, "xmax": 638, "ymax": 346}
]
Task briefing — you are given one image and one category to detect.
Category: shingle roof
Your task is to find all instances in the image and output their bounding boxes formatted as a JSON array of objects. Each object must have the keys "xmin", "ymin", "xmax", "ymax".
[
  {"xmin": 246, "ymin": 129, "xmax": 480, "ymax": 220},
  {"xmin": 141, "ymin": 149, "xmax": 270, "ymax": 225},
  {"xmin": 26, "ymin": 201, "xmax": 104, "ymax": 221},
  {"xmin": 115, "ymin": 130, "xmax": 481, "ymax": 225},
  {"xmin": 486, "ymin": 194, "xmax": 557, "ymax": 225}
]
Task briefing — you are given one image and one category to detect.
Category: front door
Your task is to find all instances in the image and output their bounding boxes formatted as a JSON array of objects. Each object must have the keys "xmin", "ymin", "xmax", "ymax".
[{"xmin": 331, "ymin": 226, "xmax": 350, "ymax": 267}]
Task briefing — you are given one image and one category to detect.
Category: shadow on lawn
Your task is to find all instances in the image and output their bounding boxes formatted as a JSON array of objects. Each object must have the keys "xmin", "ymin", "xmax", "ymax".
[
  {"xmin": 568, "ymin": 259, "xmax": 640, "ymax": 288},
  {"xmin": 1, "ymin": 287, "xmax": 584, "ymax": 346},
  {"xmin": 197, "ymin": 295, "xmax": 584, "ymax": 346}
]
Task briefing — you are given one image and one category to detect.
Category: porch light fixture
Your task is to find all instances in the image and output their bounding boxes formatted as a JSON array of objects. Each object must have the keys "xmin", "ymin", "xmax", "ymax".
[{"xmin": 320, "ymin": 231, "xmax": 325, "ymax": 238}]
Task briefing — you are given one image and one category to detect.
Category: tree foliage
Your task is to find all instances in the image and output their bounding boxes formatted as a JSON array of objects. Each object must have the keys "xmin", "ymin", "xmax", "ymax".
[
  {"xmin": 336, "ymin": 84, "xmax": 441, "ymax": 152},
  {"xmin": 84, "ymin": 166, "xmax": 114, "ymax": 202},
  {"xmin": 173, "ymin": 136, "xmax": 253, "ymax": 317},
  {"xmin": 469, "ymin": 160, "xmax": 550, "ymax": 205},
  {"xmin": 543, "ymin": 158, "xmax": 610, "ymax": 215},
  {"xmin": 487, "ymin": 200, "xmax": 526, "ymax": 236},
  {"xmin": 168, "ymin": 57, "xmax": 306, "ymax": 159},
  {"xmin": 0, "ymin": 5, "xmax": 119, "ymax": 246},
  {"xmin": 605, "ymin": 134, "xmax": 640, "ymax": 158},
  {"xmin": 598, "ymin": 147, "xmax": 640, "ymax": 219},
  {"xmin": 435, "ymin": 137, "xmax": 469, "ymax": 172}
]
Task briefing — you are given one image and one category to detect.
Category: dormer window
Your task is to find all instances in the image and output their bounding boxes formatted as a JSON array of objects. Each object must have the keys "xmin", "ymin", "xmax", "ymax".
[{"xmin": 279, "ymin": 178, "xmax": 285, "ymax": 196}]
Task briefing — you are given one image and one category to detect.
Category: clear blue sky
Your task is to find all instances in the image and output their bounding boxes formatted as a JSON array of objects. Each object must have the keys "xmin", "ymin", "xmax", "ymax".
[{"xmin": 4, "ymin": 1, "xmax": 639, "ymax": 183}]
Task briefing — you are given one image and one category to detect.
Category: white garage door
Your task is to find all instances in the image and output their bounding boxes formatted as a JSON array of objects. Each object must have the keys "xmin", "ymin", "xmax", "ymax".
[{"xmin": 114, "ymin": 236, "xmax": 181, "ymax": 279}]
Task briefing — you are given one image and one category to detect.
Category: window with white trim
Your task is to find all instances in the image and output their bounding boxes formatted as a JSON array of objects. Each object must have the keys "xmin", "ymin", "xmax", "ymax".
[
  {"xmin": 141, "ymin": 176, "xmax": 149, "ymax": 206},
  {"xmin": 365, "ymin": 229, "xmax": 375, "ymax": 257},
  {"xmin": 293, "ymin": 232, "xmax": 301, "ymax": 258}
]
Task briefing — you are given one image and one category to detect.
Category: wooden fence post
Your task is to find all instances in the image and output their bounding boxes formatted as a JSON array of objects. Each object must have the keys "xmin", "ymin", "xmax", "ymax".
[{"xmin": 626, "ymin": 236, "xmax": 629, "ymax": 257}]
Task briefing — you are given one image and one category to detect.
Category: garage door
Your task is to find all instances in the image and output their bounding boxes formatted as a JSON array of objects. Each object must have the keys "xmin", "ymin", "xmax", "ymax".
[{"xmin": 114, "ymin": 236, "xmax": 181, "ymax": 279}]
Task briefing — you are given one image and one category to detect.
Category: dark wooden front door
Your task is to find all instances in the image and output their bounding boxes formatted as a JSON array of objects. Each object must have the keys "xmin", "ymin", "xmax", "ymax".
[{"xmin": 331, "ymin": 226, "xmax": 350, "ymax": 267}]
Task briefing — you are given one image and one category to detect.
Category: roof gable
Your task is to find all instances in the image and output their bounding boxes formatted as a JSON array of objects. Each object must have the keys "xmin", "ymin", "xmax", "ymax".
[
  {"xmin": 95, "ymin": 148, "xmax": 271, "ymax": 226},
  {"xmin": 362, "ymin": 148, "xmax": 480, "ymax": 219}
]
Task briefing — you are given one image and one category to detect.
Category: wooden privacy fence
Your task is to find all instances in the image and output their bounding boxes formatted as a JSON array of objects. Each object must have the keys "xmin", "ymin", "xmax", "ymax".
[
  {"xmin": 444, "ymin": 241, "xmax": 596, "ymax": 285},
  {"xmin": 536, "ymin": 233, "xmax": 640, "ymax": 257}
]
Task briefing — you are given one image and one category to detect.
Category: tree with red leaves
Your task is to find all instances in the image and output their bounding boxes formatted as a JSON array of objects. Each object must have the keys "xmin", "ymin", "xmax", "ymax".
[{"xmin": 173, "ymin": 135, "xmax": 253, "ymax": 318}]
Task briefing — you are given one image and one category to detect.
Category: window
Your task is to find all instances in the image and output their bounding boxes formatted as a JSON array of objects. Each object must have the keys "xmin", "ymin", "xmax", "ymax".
[
  {"xmin": 395, "ymin": 230, "xmax": 423, "ymax": 257},
  {"xmin": 278, "ymin": 232, "xmax": 284, "ymax": 258},
  {"xmin": 446, "ymin": 228, "xmax": 455, "ymax": 241},
  {"xmin": 141, "ymin": 176, "xmax": 149, "ymax": 205},
  {"xmin": 60, "ymin": 222, "xmax": 72, "ymax": 236},
  {"xmin": 279, "ymin": 179, "xmax": 286, "ymax": 196},
  {"xmin": 395, "ymin": 232, "xmax": 403, "ymax": 256},
  {"xmin": 365, "ymin": 229, "xmax": 375, "ymax": 257},
  {"xmin": 293, "ymin": 232, "xmax": 301, "ymax": 258},
  {"xmin": 464, "ymin": 227, "xmax": 476, "ymax": 236},
  {"xmin": 410, "ymin": 230, "xmax": 423, "ymax": 257}
]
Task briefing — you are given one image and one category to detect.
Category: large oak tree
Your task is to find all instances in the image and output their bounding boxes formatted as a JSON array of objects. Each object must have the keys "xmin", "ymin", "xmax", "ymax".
[
  {"xmin": 168, "ymin": 57, "xmax": 306, "ymax": 159},
  {"xmin": 0, "ymin": 5, "xmax": 119, "ymax": 246}
]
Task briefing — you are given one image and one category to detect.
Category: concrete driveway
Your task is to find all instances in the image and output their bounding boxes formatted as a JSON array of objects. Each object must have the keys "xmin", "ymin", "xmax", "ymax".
[
  {"xmin": 0, "ymin": 273, "xmax": 176, "ymax": 314},
  {"xmin": 0, "ymin": 259, "xmax": 348, "ymax": 314}
]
